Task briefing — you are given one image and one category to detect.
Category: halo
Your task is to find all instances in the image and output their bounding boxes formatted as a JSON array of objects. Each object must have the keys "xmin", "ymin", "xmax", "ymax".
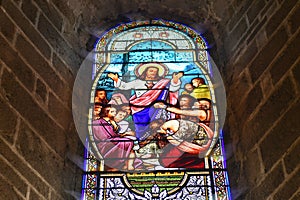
[{"xmin": 134, "ymin": 63, "xmax": 169, "ymax": 77}]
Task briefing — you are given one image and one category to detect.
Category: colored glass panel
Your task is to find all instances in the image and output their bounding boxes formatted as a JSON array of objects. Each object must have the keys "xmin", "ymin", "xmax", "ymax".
[{"xmin": 81, "ymin": 20, "xmax": 230, "ymax": 200}]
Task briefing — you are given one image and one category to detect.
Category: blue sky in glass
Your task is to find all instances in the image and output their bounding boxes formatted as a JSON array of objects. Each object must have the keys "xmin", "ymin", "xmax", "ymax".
[{"xmin": 97, "ymin": 40, "xmax": 208, "ymax": 97}]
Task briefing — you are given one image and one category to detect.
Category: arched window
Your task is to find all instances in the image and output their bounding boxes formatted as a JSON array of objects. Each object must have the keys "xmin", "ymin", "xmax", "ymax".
[{"xmin": 76, "ymin": 20, "xmax": 230, "ymax": 199}]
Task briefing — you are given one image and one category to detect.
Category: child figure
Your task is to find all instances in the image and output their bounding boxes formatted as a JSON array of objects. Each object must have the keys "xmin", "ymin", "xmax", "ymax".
[
  {"xmin": 114, "ymin": 109, "xmax": 140, "ymax": 151},
  {"xmin": 190, "ymin": 77, "xmax": 211, "ymax": 100}
]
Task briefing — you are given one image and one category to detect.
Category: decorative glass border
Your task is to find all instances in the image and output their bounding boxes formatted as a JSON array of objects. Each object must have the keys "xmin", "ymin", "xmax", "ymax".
[{"xmin": 81, "ymin": 19, "xmax": 230, "ymax": 200}]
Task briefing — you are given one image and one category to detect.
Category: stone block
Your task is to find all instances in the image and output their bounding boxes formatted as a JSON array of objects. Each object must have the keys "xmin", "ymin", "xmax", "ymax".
[
  {"xmin": 232, "ymin": 41, "xmax": 258, "ymax": 78},
  {"xmin": 248, "ymin": 26, "xmax": 288, "ymax": 82},
  {"xmin": 51, "ymin": 0, "xmax": 76, "ymax": 25},
  {"xmin": 287, "ymin": 3, "xmax": 300, "ymax": 34},
  {"xmin": 227, "ymin": 159, "xmax": 250, "ymax": 199},
  {"xmin": 49, "ymin": 190, "xmax": 64, "ymax": 200},
  {"xmin": 0, "ymin": 8, "xmax": 15, "ymax": 42},
  {"xmin": 35, "ymin": 78, "xmax": 47, "ymax": 103},
  {"xmin": 283, "ymin": 129, "xmax": 300, "ymax": 174},
  {"xmin": 266, "ymin": 0, "xmax": 298, "ymax": 37},
  {"xmin": 52, "ymin": 53, "xmax": 75, "ymax": 85},
  {"xmin": 21, "ymin": 0, "xmax": 38, "ymax": 24},
  {"xmin": 0, "ymin": 97, "xmax": 17, "ymax": 144},
  {"xmin": 48, "ymin": 92, "xmax": 72, "ymax": 130},
  {"xmin": 291, "ymin": 191, "xmax": 300, "ymax": 200},
  {"xmin": 16, "ymin": 121, "xmax": 65, "ymax": 193},
  {"xmin": 0, "ymin": 175, "xmax": 25, "ymax": 200},
  {"xmin": 241, "ymin": 76, "xmax": 296, "ymax": 153},
  {"xmin": 236, "ymin": 81, "xmax": 263, "ymax": 124},
  {"xmin": 228, "ymin": 71, "xmax": 252, "ymax": 110},
  {"xmin": 246, "ymin": 16, "xmax": 267, "ymax": 45},
  {"xmin": 260, "ymin": 71, "xmax": 274, "ymax": 98},
  {"xmin": 37, "ymin": 14, "xmax": 81, "ymax": 73},
  {"xmin": 15, "ymin": 34, "xmax": 69, "ymax": 103},
  {"xmin": 1, "ymin": 0, "xmax": 51, "ymax": 59},
  {"xmin": 0, "ymin": 139, "xmax": 50, "ymax": 197},
  {"xmin": 246, "ymin": 0, "xmax": 266, "ymax": 25},
  {"xmin": 1, "ymin": 68, "xmax": 66, "ymax": 155},
  {"xmin": 227, "ymin": 9, "xmax": 243, "ymax": 32},
  {"xmin": 248, "ymin": 162, "xmax": 284, "ymax": 200},
  {"xmin": 0, "ymin": 154, "xmax": 28, "ymax": 196},
  {"xmin": 34, "ymin": 0, "xmax": 63, "ymax": 31},
  {"xmin": 291, "ymin": 192, "xmax": 300, "ymax": 200},
  {"xmin": 0, "ymin": 34, "xmax": 35, "ymax": 91},
  {"xmin": 270, "ymin": 31, "xmax": 300, "ymax": 84},
  {"xmin": 273, "ymin": 168, "xmax": 300, "ymax": 200},
  {"xmin": 227, "ymin": 0, "xmax": 252, "ymax": 31},
  {"xmin": 292, "ymin": 61, "xmax": 300, "ymax": 90},
  {"xmin": 260, "ymin": 98, "xmax": 299, "ymax": 172},
  {"xmin": 29, "ymin": 188, "xmax": 47, "ymax": 200},
  {"xmin": 243, "ymin": 149, "xmax": 264, "ymax": 186},
  {"xmin": 261, "ymin": 0, "xmax": 277, "ymax": 20},
  {"xmin": 225, "ymin": 17, "xmax": 248, "ymax": 54}
]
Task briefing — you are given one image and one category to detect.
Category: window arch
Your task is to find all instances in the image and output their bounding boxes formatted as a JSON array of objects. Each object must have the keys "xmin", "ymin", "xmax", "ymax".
[{"xmin": 79, "ymin": 20, "xmax": 230, "ymax": 199}]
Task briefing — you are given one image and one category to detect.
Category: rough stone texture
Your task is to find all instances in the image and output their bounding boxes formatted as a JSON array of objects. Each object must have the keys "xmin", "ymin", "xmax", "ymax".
[
  {"xmin": 265, "ymin": 0, "xmax": 298, "ymax": 37},
  {"xmin": 35, "ymin": 78, "xmax": 47, "ymax": 103},
  {"xmin": 0, "ymin": 7, "xmax": 15, "ymax": 42},
  {"xmin": 224, "ymin": 0, "xmax": 300, "ymax": 199},
  {"xmin": 0, "ymin": 156, "xmax": 28, "ymax": 197},
  {"xmin": 283, "ymin": 120, "xmax": 300, "ymax": 175},
  {"xmin": 260, "ymin": 96, "xmax": 299, "ymax": 172},
  {"xmin": 247, "ymin": 162, "xmax": 285, "ymax": 200},
  {"xmin": 1, "ymin": 0, "xmax": 52, "ymax": 59},
  {"xmin": 287, "ymin": 3, "xmax": 300, "ymax": 34},
  {"xmin": 0, "ymin": 97, "xmax": 18, "ymax": 144},
  {"xmin": 243, "ymin": 148, "xmax": 264, "ymax": 187},
  {"xmin": 270, "ymin": 31, "xmax": 300, "ymax": 85},
  {"xmin": 0, "ymin": 34, "xmax": 35, "ymax": 91},
  {"xmin": 273, "ymin": 167, "xmax": 300, "ymax": 200},
  {"xmin": 0, "ymin": 174, "xmax": 25, "ymax": 200},
  {"xmin": 248, "ymin": 26, "xmax": 289, "ymax": 83},
  {"xmin": 21, "ymin": 0, "xmax": 38, "ymax": 24},
  {"xmin": 1, "ymin": 0, "xmax": 299, "ymax": 199}
]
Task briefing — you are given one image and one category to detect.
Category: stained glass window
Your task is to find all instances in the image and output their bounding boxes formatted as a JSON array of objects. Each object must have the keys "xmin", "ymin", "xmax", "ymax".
[{"xmin": 79, "ymin": 20, "xmax": 230, "ymax": 200}]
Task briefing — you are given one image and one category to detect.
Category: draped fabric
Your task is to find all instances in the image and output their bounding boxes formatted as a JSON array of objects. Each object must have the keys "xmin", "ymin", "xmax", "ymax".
[
  {"xmin": 159, "ymin": 121, "xmax": 213, "ymax": 168},
  {"xmin": 129, "ymin": 79, "xmax": 178, "ymax": 140},
  {"xmin": 92, "ymin": 119, "xmax": 133, "ymax": 169}
]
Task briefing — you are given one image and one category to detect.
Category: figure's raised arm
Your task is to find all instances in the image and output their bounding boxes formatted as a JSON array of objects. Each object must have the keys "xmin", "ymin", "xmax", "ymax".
[
  {"xmin": 107, "ymin": 73, "xmax": 119, "ymax": 82},
  {"xmin": 154, "ymin": 102, "xmax": 167, "ymax": 109},
  {"xmin": 177, "ymin": 140, "xmax": 210, "ymax": 155},
  {"xmin": 172, "ymin": 71, "xmax": 184, "ymax": 84},
  {"xmin": 164, "ymin": 106, "xmax": 207, "ymax": 120}
]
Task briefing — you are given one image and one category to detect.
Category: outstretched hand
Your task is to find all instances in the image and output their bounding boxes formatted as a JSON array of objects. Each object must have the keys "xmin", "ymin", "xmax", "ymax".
[
  {"xmin": 172, "ymin": 72, "xmax": 184, "ymax": 84},
  {"xmin": 107, "ymin": 73, "xmax": 119, "ymax": 82},
  {"xmin": 154, "ymin": 102, "xmax": 166, "ymax": 109}
]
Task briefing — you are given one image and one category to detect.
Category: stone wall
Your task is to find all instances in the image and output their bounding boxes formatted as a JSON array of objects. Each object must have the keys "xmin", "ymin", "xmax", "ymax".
[
  {"xmin": 0, "ymin": 0, "xmax": 299, "ymax": 199},
  {"xmin": 221, "ymin": 0, "xmax": 300, "ymax": 199},
  {"xmin": 0, "ymin": 0, "xmax": 84, "ymax": 199}
]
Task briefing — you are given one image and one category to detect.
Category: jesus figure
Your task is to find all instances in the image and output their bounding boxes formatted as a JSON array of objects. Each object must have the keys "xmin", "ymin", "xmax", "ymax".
[{"xmin": 108, "ymin": 63, "xmax": 183, "ymax": 141}]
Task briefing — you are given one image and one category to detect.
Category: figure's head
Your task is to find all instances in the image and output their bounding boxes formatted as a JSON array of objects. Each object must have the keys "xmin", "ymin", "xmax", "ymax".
[
  {"xmin": 95, "ymin": 89, "xmax": 107, "ymax": 102},
  {"xmin": 93, "ymin": 103, "xmax": 102, "ymax": 118},
  {"xmin": 136, "ymin": 63, "xmax": 168, "ymax": 81},
  {"xmin": 195, "ymin": 98, "xmax": 211, "ymax": 110},
  {"xmin": 99, "ymin": 105, "xmax": 117, "ymax": 119},
  {"xmin": 191, "ymin": 77, "xmax": 206, "ymax": 88},
  {"xmin": 112, "ymin": 95, "xmax": 122, "ymax": 102},
  {"xmin": 140, "ymin": 66, "xmax": 159, "ymax": 80},
  {"xmin": 109, "ymin": 93, "xmax": 129, "ymax": 105},
  {"xmin": 178, "ymin": 94, "xmax": 197, "ymax": 108},
  {"xmin": 149, "ymin": 119, "xmax": 165, "ymax": 132},
  {"xmin": 121, "ymin": 104, "xmax": 131, "ymax": 115},
  {"xmin": 114, "ymin": 110, "xmax": 127, "ymax": 123},
  {"xmin": 184, "ymin": 83, "xmax": 193, "ymax": 93}
]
